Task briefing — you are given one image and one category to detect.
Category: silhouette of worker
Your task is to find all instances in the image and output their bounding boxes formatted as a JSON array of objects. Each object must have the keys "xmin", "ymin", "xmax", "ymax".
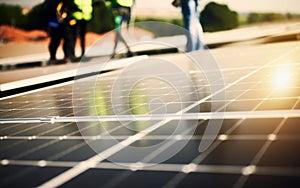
[
  {"xmin": 172, "ymin": 0, "xmax": 203, "ymax": 52},
  {"xmin": 72, "ymin": 0, "xmax": 93, "ymax": 58},
  {"xmin": 44, "ymin": 0, "xmax": 79, "ymax": 64},
  {"xmin": 110, "ymin": 0, "xmax": 134, "ymax": 58}
]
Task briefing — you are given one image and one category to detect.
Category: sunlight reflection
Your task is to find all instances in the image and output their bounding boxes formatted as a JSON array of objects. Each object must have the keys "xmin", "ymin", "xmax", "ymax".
[{"xmin": 273, "ymin": 65, "xmax": 292, "ymax": 89}]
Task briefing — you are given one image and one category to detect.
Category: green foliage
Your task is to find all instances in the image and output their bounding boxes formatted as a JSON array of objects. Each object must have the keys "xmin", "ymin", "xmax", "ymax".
[
  {"xmin": 237, "ymin": 13, "xmax": 248, "ymax": 26},
  {"xmin": 247, "ymin": 12, "xmax": 286, "ymax": 23},
  {"xmin": 135, "ymin": 17, "xmax": 183, "ymax": 27},
  {"xmin": 88, "ymin": 0, "xmax": 114, "ymax": 33},
  {"xmin": 135, "ymin": 17, "xmax": 183, "ymax": 37},
  {"xmin": 24, "ymin": 3, "xmax": 47, "ymax": 30},
  {"xmin": 3, "ymin": 1, "xmax": 299, "ymax": 34},
  {"xmin": 200, "ymin": 2, "xmax": 239, "ymax": 32},
  {"xmin": 0, "ymin": 3, "xmax": 26, "ymax": 28},
  {"xmin": 0, "ymin": 2, "xmax": 114, "ymax": 34}
]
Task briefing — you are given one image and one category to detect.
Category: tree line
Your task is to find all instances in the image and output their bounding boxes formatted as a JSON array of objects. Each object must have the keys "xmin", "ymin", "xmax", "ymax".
[{"xmin": 0, "ymin": 2, "xmax": 299, "ymax": 34}]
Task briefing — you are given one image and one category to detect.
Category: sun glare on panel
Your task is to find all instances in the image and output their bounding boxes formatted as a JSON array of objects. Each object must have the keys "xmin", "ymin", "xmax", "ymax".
[{"xmin": 273, "ymin": 65, "xmax": 291, "ymax": 89}]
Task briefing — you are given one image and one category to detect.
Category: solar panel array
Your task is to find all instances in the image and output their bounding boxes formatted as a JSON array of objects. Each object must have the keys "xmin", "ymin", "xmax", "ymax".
[{"xmin": 0, "ymin": 41, "xmax": 300, "ymax": 188}]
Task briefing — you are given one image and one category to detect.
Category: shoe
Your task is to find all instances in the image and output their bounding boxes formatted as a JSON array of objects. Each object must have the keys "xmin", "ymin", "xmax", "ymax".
[
  {"xmin": 48, "ymin": 59, "xmax": 57, "ymax": 65},
  {"xmin": 63, "ymin": 56, "xmax": 78, "ymax": 63},
  {"xmin": 72, "ymin": 57, "xmax": 80, "ymax": 63},
  {"xmin": 126, "ymin": 51, "xmax": 133, "ymax": 57},
  {"xmin": 63, "ymin": 57, "xmax": 70, "ymax": 63}
]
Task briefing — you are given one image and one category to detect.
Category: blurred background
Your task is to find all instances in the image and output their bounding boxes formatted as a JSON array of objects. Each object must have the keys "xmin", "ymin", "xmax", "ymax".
[{"xmin": 0, "ymin": 0, "xmax": 299, "ymax": 58}]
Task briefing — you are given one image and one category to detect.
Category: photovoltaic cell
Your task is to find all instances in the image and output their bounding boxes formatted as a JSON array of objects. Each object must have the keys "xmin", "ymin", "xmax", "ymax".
[{"xmin": 0, "ymin": 41, "xmax": 300, "ymax": 188}]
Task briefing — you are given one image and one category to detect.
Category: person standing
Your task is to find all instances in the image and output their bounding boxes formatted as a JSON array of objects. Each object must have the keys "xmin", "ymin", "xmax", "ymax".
[
  {"xmin": 110, "ymin": 0, "xmax": 134, "ymax": 58},
  {"xmin": 44, "ymin": 0, "xmax": 79, "ymax": 64},
  {"xmin": 44, "ymin": 0, "xmax": 65, "ymax": 64},
  {"xmin": 72, "ymin": 0, "xmax": 93, "ymax": 58},
  {"xmin": 172, "ymin": 0, "xmax": 204, "ymax": 52}
]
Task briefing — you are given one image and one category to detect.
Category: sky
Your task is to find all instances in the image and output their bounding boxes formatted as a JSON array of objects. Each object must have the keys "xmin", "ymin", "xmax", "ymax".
[{"xmin": 0, "ymin": 0, "xmax": 299, "ymax": 14}]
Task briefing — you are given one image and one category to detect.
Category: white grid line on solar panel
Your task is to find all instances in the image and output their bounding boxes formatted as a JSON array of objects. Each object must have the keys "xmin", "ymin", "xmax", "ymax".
[
  {"xmin": 1, "ymin": 160, "xmax": 300, "ymax": 177},
  {"xmin": 0, "ymin": 120, "xmax": 127, "ymax": 162},
  {"xmin": 4, "ymin": 72, "xmax": 299, "ymax": 121},
  {"xmin": 291, "ymin": 97, "xmax": 300, "ymax": 109},
  {"xmin": 0, "ymin": 92, "xmax": 204, "ymax": 111},
  {"xmin": 160, "ymin": 83, "xmax": 300, "ymax": 186},
  {"xmin": 1, "ymin": 110, "xmax": 300, "ymax": 124},
  {"xmin": 0, "ymin": 107, "xmax": 296, "ymax": 179},
  {"xmin": 0, "ymin": 70, "xmax": 234, "ymax": 142},
  {"xmin": 0, "ymin": 100, "xmax": 72, "ymax": 112},
  {"xmin": 1, "ymin": 121, "xmax": 137, "ymax": 165},
  {"xmin": 43, "ymin": 120, "xmax": 137, "ymax": 161},
  {"xmin": 0, "ymin": 122, "xmax": 79, "ymax": 157},
  {"xmin": 2, "ymin": 45, "xmax": 300, "ymax": 187},
  {"xmin": 0, "ymin": 78, "xmax": 210, "ymax": 104},
  {"xmin": 36, "ymin": 55, "xmax": 290, "ymax": 187},
  {"xmin": 0, "ymin": 68, "xmax": 298, "ymax": 167},
  {"xmin": 3, "ymin": 81, "xmax": 299, "ymax": 114},
  {"xmin": 231, "ymin": 89, "xmax": 300, "ymax": 188},
  {"xmin": 0, "ymin": 95, "xmax": 206, "ymax": 161},
  {"xmin": 158, "ymin": 122, "xmax": 258, "ymax": 186},
  {"xmin": 0, "ymin": 66, "xmax": 225, "ymax": 103},
  {"xmin": 2, "ymin": 57, "xmax": 292, "ymax": 100},
  {"xmin": 1, "ymin": 47, "xmax": 299, "ymax": 102},
  {"xmin": 0, "ymin": 74, "xmax": 253, "ymax": 113},
  {"xmin": 208, "ymin": 96, "xmax": 300, "ymax": 103},
  {"xmin": 0, "ymin": 81, "xmax": 199, "ymax": 140},
  {"xmin": 0, "ymin": 103, "xmax": 75, "ymax": 119},
  {"xmin": 225, "ymin": 98, "xmax": 299, "ymax": 111},
  {"xmin": 1, "ymin": 134, "xmax": 300, "ymax": 141},
  {"xmin": 0, "ymin": 73, "xmax": 249, "ymax": 138},
  {"xmin": 0, "ymin": 74, "xmax": 298, "ymax": 139},
  {"xmin": 0, "ymin": 75, "xmax": 206, "ymax": 119},
  {"xmin": 0, "ymin": 78, "xmax": 255, "ymax": 113},
  {"xmin": 0, "ymin": 93, "xmax": 188, "ymax": 111},
  {"xmin": 0, "ymin": 85, "xmax": 296, "ymax": 185},
  {"xmin": 0, "ymin": 122, "xmax": 108, "ymax": 161},
  {"xmin": 4, "ymin": 69, "xmax": 294, "ymax": 107},
  {"xmin": 0, "ymin": 131, "xmax": 298, "ymax": 184},
  {"xmin": 0, "ymin": 67, "xmax": 245, "ymax": 103},
  {"xmin": 188, "ymin": 61, "xmax": 300, "ymax": 74}
]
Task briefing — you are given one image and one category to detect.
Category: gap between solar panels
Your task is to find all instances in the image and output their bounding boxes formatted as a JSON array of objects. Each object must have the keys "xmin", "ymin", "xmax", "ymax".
[
  {"xmin": 0, "ymin": 110, "xmax": 299, "ymax": 124},
  {"xmin": 0, "ymin": 56, "xmax": 149, "ymax": 98},
  {"xmin": 2, "ymin": 160, "xmax": 300, "ymax": 177}
]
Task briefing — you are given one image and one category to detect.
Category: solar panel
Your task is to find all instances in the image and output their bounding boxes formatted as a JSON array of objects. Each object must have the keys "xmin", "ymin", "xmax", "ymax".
[{"xmin": 1, "ymin": 25, "xmax": 300, "ymax": 188}]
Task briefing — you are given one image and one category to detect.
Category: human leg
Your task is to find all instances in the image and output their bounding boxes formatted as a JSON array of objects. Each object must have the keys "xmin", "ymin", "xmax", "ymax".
[
  {"xmin": 48, "ymin": 27, "xmax": 62, "ymax": 60},
  {"xmin": 181, "ymin": 0, "xmax": 203, "ymax": 51},
  {"xmin": 181, "ymin": 0, "xmax": 193, "ymax": 52},
  {"xmin": 62, "ymin": 23, "xmax": 77, "ymax": 62},
  {"xmin": 79, "ymin": 20, "xmax": 87, "ymax": 57}
]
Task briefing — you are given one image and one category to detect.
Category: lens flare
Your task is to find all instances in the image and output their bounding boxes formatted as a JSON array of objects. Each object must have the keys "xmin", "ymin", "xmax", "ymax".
[{"xmin": 274, "ymin": 66, "xmax": 291, "ymax": 88}]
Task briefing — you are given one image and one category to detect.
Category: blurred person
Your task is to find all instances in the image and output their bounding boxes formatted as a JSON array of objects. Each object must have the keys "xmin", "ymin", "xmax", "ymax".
[
  {"xmin": 44, "ymin": 0, "xmax": 64, "ymax": 64},
  {"xmin": 110, "ymin": 0, "xmax": 134, "ymax": 58},
  {"xmin": 72, "ymin": 0, "xmax": 93, "ymax": 58},
  {"xmin": 44, "ymin": 0, "xmax": 79, "ymax": 64},
  {"xmin": 172, "ymin": 0, "xmax": 204, "ymax": 52}
]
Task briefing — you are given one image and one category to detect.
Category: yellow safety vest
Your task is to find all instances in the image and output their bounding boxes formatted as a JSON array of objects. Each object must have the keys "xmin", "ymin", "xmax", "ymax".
[
  {"xmin": 73, "ymin": 0, "xmax": 93, "ymax": 21},
  {"xmin": 116, "ymin": 0, "xmax": 133, "ymax": 7}
]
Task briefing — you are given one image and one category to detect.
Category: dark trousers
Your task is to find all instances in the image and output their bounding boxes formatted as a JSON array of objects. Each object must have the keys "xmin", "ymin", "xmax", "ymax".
[
  {"xmin": 72, "ymin": 20, "xmax": 88, "ymax": 57},
  {"xmin": 78, "ymin": 20, "xmax": 87, "ymax": 57},
  {"xmin": 48, "ymin": 23, "xmax": 74, "ymax": 60}
]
